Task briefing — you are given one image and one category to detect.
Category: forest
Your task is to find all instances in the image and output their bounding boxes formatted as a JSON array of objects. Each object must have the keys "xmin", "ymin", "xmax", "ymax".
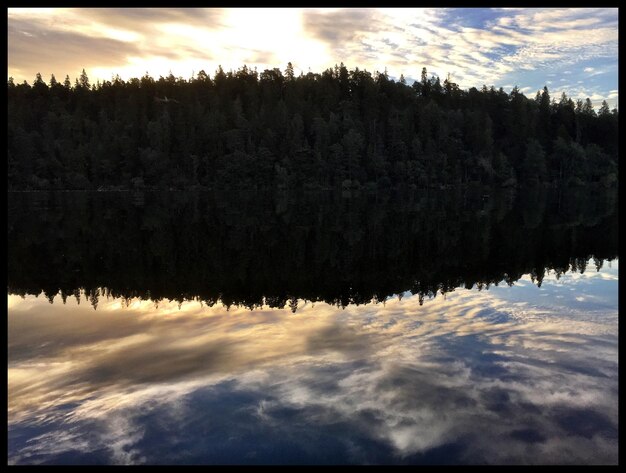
[{"xmin": 7, "ymin": 63, "xmax": 619, "ymax": 190}]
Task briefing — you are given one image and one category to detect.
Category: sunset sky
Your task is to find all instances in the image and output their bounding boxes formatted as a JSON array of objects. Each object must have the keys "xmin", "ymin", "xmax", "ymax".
[{"xmin": 7, "ymin": 7, "xmax": 619, "ymax": 108}]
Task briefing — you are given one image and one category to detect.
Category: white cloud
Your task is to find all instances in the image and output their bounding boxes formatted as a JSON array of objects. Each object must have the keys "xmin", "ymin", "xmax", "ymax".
[{"xmin": 6, "ymin": 8, "xmax": 618, "ymax": 105}]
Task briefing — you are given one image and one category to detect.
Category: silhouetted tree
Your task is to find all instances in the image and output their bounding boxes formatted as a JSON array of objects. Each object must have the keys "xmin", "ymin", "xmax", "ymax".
[{"xmin": 6, "ymin": 65, "xmax": 618, "ymax": 190}]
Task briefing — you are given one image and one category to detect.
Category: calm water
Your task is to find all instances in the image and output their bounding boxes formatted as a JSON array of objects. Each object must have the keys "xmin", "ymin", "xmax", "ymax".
[{"xmin": 7, "ymin": 188, "xmax": 618, "ymax": 464}]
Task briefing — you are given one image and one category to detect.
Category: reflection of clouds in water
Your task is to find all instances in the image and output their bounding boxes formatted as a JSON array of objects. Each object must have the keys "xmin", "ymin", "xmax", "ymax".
[
  {"xmin": 8, "ymin": 259, "xmax": 618, "ymax": 464},
  {"xmin": 490, "ymin": 258, "xmax": 618, "ymax": 318}
]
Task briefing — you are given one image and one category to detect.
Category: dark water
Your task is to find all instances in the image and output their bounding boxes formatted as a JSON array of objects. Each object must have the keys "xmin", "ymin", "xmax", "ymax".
[{"xmin": 7, "ymin": 187, "xmax": 618, "ymax": 464}]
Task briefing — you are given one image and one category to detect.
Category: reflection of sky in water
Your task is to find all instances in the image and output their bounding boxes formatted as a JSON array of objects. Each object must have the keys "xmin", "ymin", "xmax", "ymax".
[{"xmin": 8, "ymin": 259, "xmax": 618, "ymax": 464}]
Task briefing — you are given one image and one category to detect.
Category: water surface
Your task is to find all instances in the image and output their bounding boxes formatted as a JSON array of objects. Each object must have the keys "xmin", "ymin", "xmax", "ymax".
[{"xmin": 7, "ymin": 188, "xmax": 618, "ymax": 464}]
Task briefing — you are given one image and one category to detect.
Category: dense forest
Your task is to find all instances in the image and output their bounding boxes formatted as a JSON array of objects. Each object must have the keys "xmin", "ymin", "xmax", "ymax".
[
  {"xmin": 7, "ymin": 64, "xmax": 619, "ymax": 190},
  {"xmin": 8, "ymin": 186, "xmax": 618, "ymax": 310}
]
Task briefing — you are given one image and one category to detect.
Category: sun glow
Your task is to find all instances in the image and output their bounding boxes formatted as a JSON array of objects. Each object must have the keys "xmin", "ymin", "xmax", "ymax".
[{"xmin": 7, "ymin": 8, "xmax": 619, "ymax": 111}]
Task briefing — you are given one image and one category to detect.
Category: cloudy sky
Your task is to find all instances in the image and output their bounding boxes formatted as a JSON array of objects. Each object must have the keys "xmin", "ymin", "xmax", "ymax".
[{"xmin": 7, "ymin": 7, "xmax": 619, "ymax": 108}]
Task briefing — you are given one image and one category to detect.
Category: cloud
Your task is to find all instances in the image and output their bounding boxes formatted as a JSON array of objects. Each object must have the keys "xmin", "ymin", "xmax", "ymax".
[
  {"xmin": 484, "ymin": 9, "xmax": 618, "ymax": 107},
  {"xmin": 303, "ymin": 7, "xmax": 617, "ymax": 97},
  {"xmin": 81, "ymin": 7, "xmax": 226, "ymax": 31},
  {"xmin": 8, "ymin": 17, "xmax": 144, "ymax": 80},
  {"xmin": 7, "ymin": 7, "xmax": 617, "ymax": 102},
  {"xmin": 303, "ymin": 8, "xmax": 380, "ymax": 45},
  {"xmin": 7, "ymin": 8, "xmax": 267, "ymax": 82},
  {"xmin": 492, "ymin": 8, "xmax": 617, "ymax": 72}
]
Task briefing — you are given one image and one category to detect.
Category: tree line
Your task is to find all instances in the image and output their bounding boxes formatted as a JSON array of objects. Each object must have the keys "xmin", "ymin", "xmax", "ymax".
[{"xmin": 7, "ymin": 64, "xmax": 618, "ymax": 190}]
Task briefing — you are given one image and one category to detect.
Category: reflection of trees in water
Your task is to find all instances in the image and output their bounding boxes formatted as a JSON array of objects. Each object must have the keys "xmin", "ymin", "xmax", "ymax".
[{"xmin": 7, "ymin": 186, "xmax": 618, "ymax": 311}]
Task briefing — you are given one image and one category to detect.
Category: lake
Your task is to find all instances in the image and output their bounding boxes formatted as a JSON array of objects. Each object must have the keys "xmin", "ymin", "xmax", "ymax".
[{"xmin": 7, "ymin": 187, "xmax": 618, "ymax": 464}]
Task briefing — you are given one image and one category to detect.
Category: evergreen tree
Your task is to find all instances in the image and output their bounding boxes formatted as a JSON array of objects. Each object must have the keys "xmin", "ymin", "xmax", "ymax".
[{"xmin": 6, "ymin": 64, "xmax": 618, "ymax": 191}]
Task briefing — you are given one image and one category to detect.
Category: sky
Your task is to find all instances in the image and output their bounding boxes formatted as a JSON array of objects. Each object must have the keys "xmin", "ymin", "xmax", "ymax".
[{"xmin": 7, "ymin": 7, "xmax": 619, "ymax": 109}]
